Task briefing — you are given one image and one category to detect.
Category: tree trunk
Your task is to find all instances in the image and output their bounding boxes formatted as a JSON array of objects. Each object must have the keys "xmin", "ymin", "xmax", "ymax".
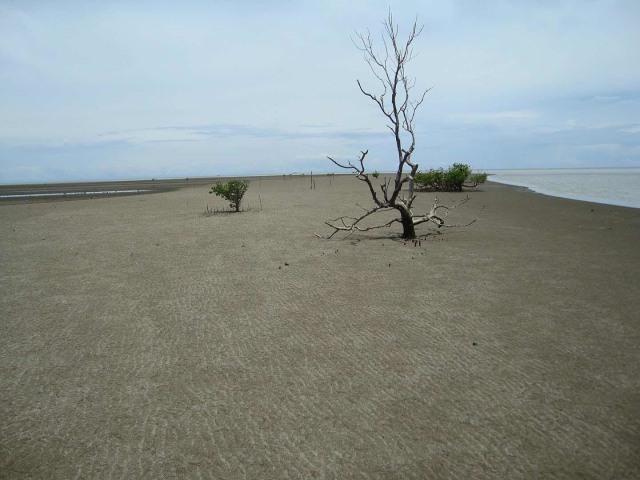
[{"xmin": 398, "ymin": 206, "xmax": 416, "ymax": 239}]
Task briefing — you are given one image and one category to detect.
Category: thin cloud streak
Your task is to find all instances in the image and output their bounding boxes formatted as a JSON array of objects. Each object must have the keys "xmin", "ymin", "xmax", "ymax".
[
  {"xmin": 450, "ymin": 110, "xmax": 541, "ymax": 124},
  {"xmin": 98, "ymin": 124, "xmax": 388, "ymax": 144}
]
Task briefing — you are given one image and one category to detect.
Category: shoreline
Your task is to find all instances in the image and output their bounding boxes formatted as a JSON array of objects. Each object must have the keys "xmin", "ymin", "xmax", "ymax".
[
  {"xmin": 0, "ymin": 174, "xmax": 347, "ymax": 204},
  {"xmin": 488, "ymin": 177, "xmax": 640, "ymax": 209},
  {"xmin": 486, "ymin": 167, "xmax": 640, "ymax": 209},
  {"xmin": 0, "ymin": 173, "xmax": 350, "ymax": 191},
  {"xmin": 2, "ymin": 173, "xmax": 639, "ymax": 211},
  {"xmin": 1, "ymin": 175, "xmax": 639, "ymax": 478}
]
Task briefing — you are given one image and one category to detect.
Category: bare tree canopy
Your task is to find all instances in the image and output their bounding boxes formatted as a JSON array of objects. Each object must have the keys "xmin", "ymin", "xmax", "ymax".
[{"xmin": 326, "ymin": 11, "xmax": 473, "ymax": 240}]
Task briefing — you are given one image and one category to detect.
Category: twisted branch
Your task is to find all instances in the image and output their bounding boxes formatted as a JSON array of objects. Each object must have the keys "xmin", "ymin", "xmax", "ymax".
[{"xmin": 325, "ymin": 206, "xmax": 395, "ymax": 239}]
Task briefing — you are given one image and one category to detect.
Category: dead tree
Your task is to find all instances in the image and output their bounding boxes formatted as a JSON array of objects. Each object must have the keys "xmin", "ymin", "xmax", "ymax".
[{"xmin": 326, "ymin": 11, "xmax": 473, "ymax": 240}]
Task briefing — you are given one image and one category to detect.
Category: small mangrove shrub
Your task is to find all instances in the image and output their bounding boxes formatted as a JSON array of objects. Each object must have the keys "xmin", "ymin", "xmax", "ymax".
[
  {"xmin": 469, "ymin": 173, "xmax": 488, "ymax": 185},
  {"xmin": 415, "ymin": 163, "xmax": 486, "ymax": 192},
  {"xmin": 209, "ymin": 179, "xmax": 250, "ymax": 212}
]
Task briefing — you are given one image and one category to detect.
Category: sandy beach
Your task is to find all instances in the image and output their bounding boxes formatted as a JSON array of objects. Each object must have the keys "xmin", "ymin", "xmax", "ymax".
[{"xmin": 1, "ymin": 175, "xmax": 638, "ymax": 478}]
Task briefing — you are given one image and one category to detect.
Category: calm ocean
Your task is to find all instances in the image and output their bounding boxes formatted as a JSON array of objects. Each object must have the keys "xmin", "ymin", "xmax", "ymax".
[{"xmin": 486, "ymin": 168, "xmax": 640, "ymax": 209}]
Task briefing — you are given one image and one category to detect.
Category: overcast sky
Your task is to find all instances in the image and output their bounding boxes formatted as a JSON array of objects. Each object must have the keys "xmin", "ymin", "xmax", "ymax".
[{"xmin": 1, "ymin": 0, "xmax": 639, "ymax": 183}]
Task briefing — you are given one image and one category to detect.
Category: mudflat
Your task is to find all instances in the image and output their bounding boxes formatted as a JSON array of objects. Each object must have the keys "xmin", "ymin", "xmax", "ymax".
[{"xmin": 1, "ymin": 175, "xmax": 638, "ymax": 478}]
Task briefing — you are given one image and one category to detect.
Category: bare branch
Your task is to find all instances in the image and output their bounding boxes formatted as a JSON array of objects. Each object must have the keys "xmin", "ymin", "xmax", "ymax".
[
  {"xmin": 328, "ymin": 151, "xmax": 384, "ymax": 207},
  {"xmin": 442, "ymin": 218, "xmax": 477, "ymax": 228},
  {"xmin": 327, "ymin": 155, "xmax": 357, "ymax": 172},
  {"xmin": 357, "ymin": 80, "xmax": 393, "ymax": 121},
  {"xmin": 412, "ymin": 196, "xmax": 474, "ymax": 228},
  {"xmin": 325, "ymin": 206, "xmax": 398, "ymax": 239}
]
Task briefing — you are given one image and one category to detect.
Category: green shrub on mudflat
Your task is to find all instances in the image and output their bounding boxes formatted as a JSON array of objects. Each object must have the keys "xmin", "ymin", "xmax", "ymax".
[
  {"xmin": 209, "ymin": 180, "xmax": 250, "ymax": 212},
  {"xmin": 415, "ymin": 164, "xmax": 486, "ymax": 192}
]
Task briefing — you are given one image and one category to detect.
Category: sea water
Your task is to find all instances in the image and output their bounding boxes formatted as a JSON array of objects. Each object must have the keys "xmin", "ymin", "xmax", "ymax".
[
  {"xmin": 486, "ymin": 168, "xmax": 640, "ymax": 209},
  {"xmin": 0, "ymin": 189, "xmax": 150, "ymax": 199}
]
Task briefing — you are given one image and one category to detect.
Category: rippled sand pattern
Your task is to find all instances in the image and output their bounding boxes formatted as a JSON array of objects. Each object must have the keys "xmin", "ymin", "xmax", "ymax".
[{"xmin": 1, "ymin": 176, "xmax": 639, "ymax": 478}]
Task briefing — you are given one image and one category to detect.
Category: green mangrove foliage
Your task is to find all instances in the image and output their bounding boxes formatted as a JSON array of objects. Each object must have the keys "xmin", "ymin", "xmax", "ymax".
[
  {"xmin": 414, "ymin": 163, "xmax": 487, "ymax": 192},
  {"xmin": 468, "ymin": 172, "xmax": 488, "ymax": 186},
  {"xmin": 209, "ymin": 179, "xmax": 250, "ymax": 212}
]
